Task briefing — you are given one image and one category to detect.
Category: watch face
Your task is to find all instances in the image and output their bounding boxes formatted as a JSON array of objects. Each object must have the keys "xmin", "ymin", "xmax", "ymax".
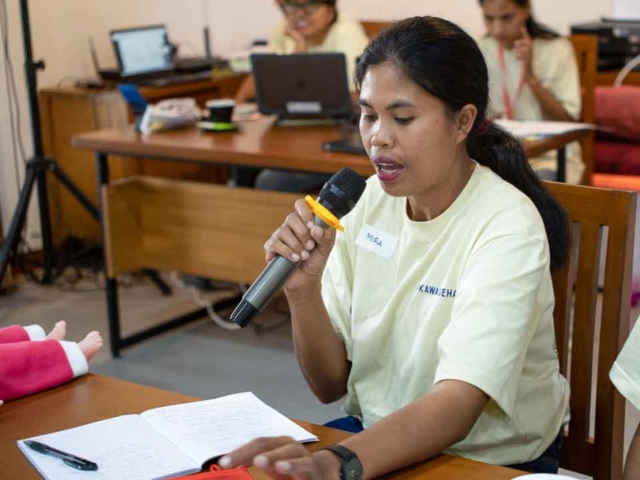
[{"xmin": 343, "ymin": 457, "xmax": 363, "ymax": 480}]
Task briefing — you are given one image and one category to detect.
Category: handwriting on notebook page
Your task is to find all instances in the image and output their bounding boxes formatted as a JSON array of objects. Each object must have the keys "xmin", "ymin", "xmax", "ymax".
[
  {"xmin": 141, "ymin": 392, "xmax": 318, "ymax": 465},
  {"xmin": 18, "ymin": 415, "xmax": 198, "ymax": 480}
]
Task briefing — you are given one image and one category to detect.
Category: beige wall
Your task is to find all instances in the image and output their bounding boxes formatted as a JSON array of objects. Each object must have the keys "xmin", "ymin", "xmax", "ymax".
[
  {"xmin": 0, "ymin": 0, "xmax": 614, "ymax": 243},
  {"xmin": 614, "ymin": 0, "xmax": 640, "ymax": 18}
]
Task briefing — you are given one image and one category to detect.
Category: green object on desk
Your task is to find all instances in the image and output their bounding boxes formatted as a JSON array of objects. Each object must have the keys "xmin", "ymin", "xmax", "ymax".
[{"xmin": 197, "ymin": 121, "xmax": 238, "ymax": 132}]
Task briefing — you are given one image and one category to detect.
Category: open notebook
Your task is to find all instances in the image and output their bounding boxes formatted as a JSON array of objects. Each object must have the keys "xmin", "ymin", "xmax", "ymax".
[{"xmin": 18, "ymin": 392, "xmax": 318, "ymax": 480}]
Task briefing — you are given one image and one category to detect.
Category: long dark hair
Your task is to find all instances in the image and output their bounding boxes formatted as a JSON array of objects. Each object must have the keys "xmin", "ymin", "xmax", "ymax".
[
  {"xmin": 354, "ymin": 16, "xmax": 569, "ymax": 272},
  {"xmin": 323, "ymin": 0, "xmax": 339, "ymax": 25},
  {"xmin": 479, "ymin": 0, "xmax": 558, "ymax": 39}
]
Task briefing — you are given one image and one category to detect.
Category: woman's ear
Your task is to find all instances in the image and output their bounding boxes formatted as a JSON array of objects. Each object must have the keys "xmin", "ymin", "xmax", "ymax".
[{"xmin": 455, "ymin": 104, "xmax": 478, "ymax": 144}]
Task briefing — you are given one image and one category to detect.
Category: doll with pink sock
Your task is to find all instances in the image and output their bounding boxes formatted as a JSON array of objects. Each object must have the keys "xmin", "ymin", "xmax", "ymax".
[{"xmin": 0, "ymin": 321, "xmax": 103, "ymax": 405}]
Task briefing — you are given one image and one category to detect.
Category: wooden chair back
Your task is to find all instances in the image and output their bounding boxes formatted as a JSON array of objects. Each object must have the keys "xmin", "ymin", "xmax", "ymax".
[
  {"xmin": 545, "ymin": 181, "xmax": 636, "ymax": 479},
  {"xmin": 569, "ymin": 35, "xmax": 598, "ymax": 184},
  {"xmin": 360, "ymin": 21, "xmax": 394, "ymax": 39}
]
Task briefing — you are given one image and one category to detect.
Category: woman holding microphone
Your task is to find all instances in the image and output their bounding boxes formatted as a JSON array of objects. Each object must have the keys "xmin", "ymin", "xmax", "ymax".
[{"xmin": 222, "ymin": 16, "xmax": 570, "ymax": 479}]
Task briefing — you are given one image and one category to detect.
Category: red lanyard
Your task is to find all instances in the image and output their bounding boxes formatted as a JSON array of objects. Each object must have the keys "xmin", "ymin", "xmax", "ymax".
[{"xmin": 497, "ymin": 43, "xmax": 527, "ymax": 120}]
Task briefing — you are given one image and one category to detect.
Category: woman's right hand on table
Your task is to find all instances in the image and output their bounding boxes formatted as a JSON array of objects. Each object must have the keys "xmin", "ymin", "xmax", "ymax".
[{"xmin": 264, "ymin": 198, "xmax": 336, "ymax": 293}]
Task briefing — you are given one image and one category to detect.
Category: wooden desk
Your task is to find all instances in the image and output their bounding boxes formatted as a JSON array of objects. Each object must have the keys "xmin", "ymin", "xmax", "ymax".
[
  {"xmin": 39, "ymin": 73, "xmax": 246, "ymax": 246},
  {"xmin": 72, "ymin": 119, "xmax": 588, "ymax": 357},
  {"xmin": 523, "ymin": 129, "xmax": 592, "ymax": 183},
  {"xmin": 524, "ymin": 130, "xmax": 591, "ymax": 159},
  {"xmin": 74, "ymin": 119, "xmax": 370, "ymax": 356},
  {"xmin": 75, "ymin": 119, "xmax": 373, "ymax": 176},
  {"xmin": 0, "ymin": 375, "xmax": 523, "ymax": 480},
  {"xmin": 73, "ymin": 117, "xmax": 587, "ymax": 175},
  {"xmin": 597, "ymin": 70, "xmax": 640, "ymax": 86},
  {"xmin": 137, "ymin": 74, "xmax": 246, "ymax": 106},
  {"xmin": 74, "ymin": 117, "xmax": 586, "ymax": 178}
]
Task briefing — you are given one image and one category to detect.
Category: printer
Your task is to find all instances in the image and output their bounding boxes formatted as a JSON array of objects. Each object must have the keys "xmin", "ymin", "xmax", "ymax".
[{"xmin": 571, "ymin": 19, "xmax": 640, "ymax": 70}]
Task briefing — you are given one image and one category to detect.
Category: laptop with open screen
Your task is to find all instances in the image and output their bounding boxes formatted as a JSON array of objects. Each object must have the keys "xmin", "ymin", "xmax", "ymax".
[
  {"xmin": 110, "ymin": 25, "xmax": 228, "ymax": 84},
  {"xmin": 110, "ymin": 25, "xmax": 174, "ymax": 80},
  {"xmin": 251, "ymin": 53, "xmax": 353, "ymax": 124}
]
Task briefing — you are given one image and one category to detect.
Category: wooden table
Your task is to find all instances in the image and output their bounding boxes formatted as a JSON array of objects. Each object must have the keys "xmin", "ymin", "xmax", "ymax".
[
  {"xmin": 74, "ymin": 117, "xmax": 586, "ymax": 178},
  {"xmin": 597, "ymin": 70, "xmax": 640, "ymax": 86},
  {"xmin": 0, "ymin": 375, "xmax": 523, "ymax": 480},
  {"xmin": 74, "ymin": 118, "xmax": 372, "ymax": 176},
  {"xmin": 39, "ymin": 73, "xmax": 246, "ymax": 246},
  {"xmin": 73, "ymin": 118, "xmax": 586, "ymax": 357},
  {"xmin": 523, "ymin": 129, "xmax": 592, "ymax": 183}
]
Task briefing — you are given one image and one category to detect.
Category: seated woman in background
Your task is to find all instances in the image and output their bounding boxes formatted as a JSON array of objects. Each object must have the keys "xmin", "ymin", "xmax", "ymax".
[
  {"xmin": 235, "ymin": 0, "xmax": 369, "ymax": 192},
  {"xmin": 235, "ymin": 0, "xmax": 368, "ymax": 104},
  {"xmin": 219, "ymin": 16, "xmax": 570, "ymax": 479},
  {"xmin": 478, "ymin": 0, "xmax": 584, "ymax": 183}
]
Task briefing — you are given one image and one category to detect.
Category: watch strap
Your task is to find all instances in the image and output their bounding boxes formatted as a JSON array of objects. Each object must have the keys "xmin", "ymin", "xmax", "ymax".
[{"xmin": 322, "ymin": 445, "xmax": 362, "ymax": 480}]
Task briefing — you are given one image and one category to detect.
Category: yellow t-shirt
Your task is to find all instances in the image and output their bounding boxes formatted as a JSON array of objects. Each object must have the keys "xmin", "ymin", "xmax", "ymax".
[
  {"xmin": 610, "ymin": 320, "xmax": 640, "ymax": 410},
  {"xmin": 269, "ymin": 15, "xmax": 369, "ymax": 89},
  {"xmin": 478, "ymin": 36, "xmax": 584, "ymax": 184},
  {"xmin": 321, "ymin": 163, "xmax": 570, "ymax": 465}
]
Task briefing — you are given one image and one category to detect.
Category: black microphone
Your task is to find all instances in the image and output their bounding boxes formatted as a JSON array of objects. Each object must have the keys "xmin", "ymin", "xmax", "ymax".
[{"xmin": 231, "ymin": 168, "xmax": 367, "ymax": 328}]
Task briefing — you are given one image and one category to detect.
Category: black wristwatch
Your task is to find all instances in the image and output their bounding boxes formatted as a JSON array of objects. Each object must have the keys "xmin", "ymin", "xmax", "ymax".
[{"xmin": 322, "ymin": 445, "xmax": 363, "ymax": 480}]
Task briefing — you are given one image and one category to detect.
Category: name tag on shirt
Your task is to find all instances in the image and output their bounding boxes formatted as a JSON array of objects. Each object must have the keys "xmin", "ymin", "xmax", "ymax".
[{"xmin": 356, "ymin": 224, "xmax": 398, "ymax": 260}]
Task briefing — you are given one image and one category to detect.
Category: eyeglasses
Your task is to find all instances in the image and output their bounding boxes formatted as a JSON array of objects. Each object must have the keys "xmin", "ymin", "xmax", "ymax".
[{"xmin": 279, "ymin": 1, "xmax": 327, "ymax": 16}]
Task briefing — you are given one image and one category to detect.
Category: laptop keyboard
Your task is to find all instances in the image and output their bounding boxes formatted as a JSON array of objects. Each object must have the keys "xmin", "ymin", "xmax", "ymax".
[
  {"xmin": 175, "ymin": 57, "xmax": 226, "ymax": 72},
  {"xmin": 140, "ymin": 71, "xmax": 213, "ymax": 87}
]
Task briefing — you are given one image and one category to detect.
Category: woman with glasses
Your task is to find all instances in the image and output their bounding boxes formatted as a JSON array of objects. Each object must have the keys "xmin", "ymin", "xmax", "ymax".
[
  {"xmin": 233, "ymin": 0, "xmax": 369, "ymax": 192},
  {"xmin": 234, "ymin": 0, "xmax": 368, "ymax": 104},
  {"xmin": 478, "ymin": 0, "xmax": 583, "ymax": 183}
]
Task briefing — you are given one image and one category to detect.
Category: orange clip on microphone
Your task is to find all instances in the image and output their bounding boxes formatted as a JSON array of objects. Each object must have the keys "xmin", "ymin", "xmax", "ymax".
[{"xmin": 305, "ymin": 195, "xmax": 345, "ymax": 232}]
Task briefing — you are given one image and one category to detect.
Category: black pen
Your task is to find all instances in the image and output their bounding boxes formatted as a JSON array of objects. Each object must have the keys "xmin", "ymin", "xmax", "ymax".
[{"xmin": 24, "ymin": 440, "xmax": 98, "ymax": 471}]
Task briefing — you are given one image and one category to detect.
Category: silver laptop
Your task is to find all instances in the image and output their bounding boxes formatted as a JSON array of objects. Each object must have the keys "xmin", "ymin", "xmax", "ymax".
[{"xmin": 110, "ymin": 25, "xmax": 174, "ymax": 80}]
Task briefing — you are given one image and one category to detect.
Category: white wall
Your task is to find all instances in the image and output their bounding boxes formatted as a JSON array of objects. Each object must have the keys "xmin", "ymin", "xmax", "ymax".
[
  {"xmin": 614, "ymin": 0, "xmax": 640, "ymax": 18},
  {"xmin": 0, "ymin": 0, "xmax": 614, "ymax": 242}
]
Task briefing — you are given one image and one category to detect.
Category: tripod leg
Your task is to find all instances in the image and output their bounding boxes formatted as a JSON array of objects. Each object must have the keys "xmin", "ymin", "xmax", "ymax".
[
  {"xmin": 48, "ymin": 161, "xmax": 99, "ymax": 219},
  {"xmin": 96, "ymin": 153, "xmax": 122, "ymax": 357},
  {"xmin": 0, "ymin": 165, "xmax": 37, "ymax": 284},
  {"xmin": 35, "ymin": 160, "xmax": 55, "ymax": 284}
]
